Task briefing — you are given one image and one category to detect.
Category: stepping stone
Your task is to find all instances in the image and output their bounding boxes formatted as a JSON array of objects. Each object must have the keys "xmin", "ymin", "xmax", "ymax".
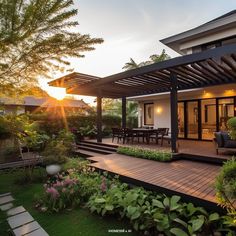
[
  {"xmin": 7, "ymin": 206, "xmax": 26, "ymax": 217},
  {"xmin": 7, "ymin": 212, "xmax": 34, "ymax": 229},
  {"xmin": 24, "ymin": 227, "xmax": 49, "ymax": 236},
  {"xmin": 0, "ymin": 192, "xmax": 11, "ymax": 197},
  {"xmin": 0, "ymin": 202, "xmax": 13, "ymax": 211},
  {"xmin": 13, "ymin": 221, "xmax": 41, "ymax": 236},
  {"xmin": 0, "ymin": 195, "xmax": 14, "ymax": 205}
]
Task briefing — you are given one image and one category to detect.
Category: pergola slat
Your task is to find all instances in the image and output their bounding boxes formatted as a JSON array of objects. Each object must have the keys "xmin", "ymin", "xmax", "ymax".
[
  {"xmin": 221, "ymin": 55, "xmax": 236, "ymax": 74},
  {"xmin": 206, "ymin": 59, "xmax": 234, "ymax": 81},
  {"xmin": 194, "ymin": 62, "xmax": 228, "ymax": 83}
]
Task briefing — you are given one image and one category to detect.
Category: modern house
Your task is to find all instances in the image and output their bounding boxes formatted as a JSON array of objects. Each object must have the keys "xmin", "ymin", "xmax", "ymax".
[
  {"xmin": 0, "ymin": 96, "xmax": 90, "ymax": 115},
  {"xmin": 49, "ymin": 11, "xmax": 236, "ymax": 153},
  {"xmin": 135, "ymin": 10, "xmax": 236, "ymax": 141}
]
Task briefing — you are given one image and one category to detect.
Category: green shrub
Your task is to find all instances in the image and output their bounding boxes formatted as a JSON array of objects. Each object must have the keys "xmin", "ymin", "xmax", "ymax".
[
  {"xmin": 87, "ymin": 183, "xmax": 234, "ymax": 235},
  {"xmin": 29, "ymin": 113, "xmax": 122, "ymax": 137},
  {"xmin": 42, "ymin": 142, "xmax": 68, "ymax": 165},
  {"xmin": 62, "ymin": 158, "xmax": 88, "ymax": 171},
  {"xmin": 3, "ymin": 146, "xmax": 20, "ymax": 158},
  {"xmin": 228, "ymin": 117, "xmax": 236, "ymax": 140},
  {"xmin": 215, "ymin": 158, "xmax": 236, "ymax": 225},
  {"xmin": 41, "ymin": 130, "xmax": 76, "ymax": 165},
  {"xmin": 117, "ymin": 146, "xmax": 172, "ymax": 162},
  {"xmin": 0, "ymin": 116, "xmax": 11, "ymax": 139}
]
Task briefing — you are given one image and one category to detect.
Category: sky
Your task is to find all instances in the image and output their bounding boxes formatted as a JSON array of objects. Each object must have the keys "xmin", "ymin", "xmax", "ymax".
[{"xmin": 41, "ymin": 0, "xmax": 236, "ymax": 103}]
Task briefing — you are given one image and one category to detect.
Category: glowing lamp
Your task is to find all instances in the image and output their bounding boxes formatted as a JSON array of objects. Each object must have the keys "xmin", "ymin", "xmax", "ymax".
[{"xmin": 156, "ymin": 107, "xmax": 163, "ymax": 114}]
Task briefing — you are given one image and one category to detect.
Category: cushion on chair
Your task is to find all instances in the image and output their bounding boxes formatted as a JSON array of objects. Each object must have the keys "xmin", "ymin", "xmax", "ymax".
[
  {"xmin": 224, "ymin": 140, "xmax": 236, "ymax": 148},
  {"xmin": 221, "ymin": 131, "xmax": 230, "ymax": 147},
  {"xmin": 214, "ymin": 132, "xmax": 224, "ymax": 147}
]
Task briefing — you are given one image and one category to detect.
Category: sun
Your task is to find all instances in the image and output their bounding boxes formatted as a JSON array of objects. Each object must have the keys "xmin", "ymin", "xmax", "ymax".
[
  {"xmin": 38, "ymin": 78, "xmax": 66, "ymax": 100},
  {"xmin": 48, "ymin": 87, "xmax": 66, "ymax": 100}
]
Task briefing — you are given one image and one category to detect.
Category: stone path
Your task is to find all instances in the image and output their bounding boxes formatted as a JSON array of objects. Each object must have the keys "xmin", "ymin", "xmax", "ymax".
[{"xmin": 0, "ymin": 192, "xmax": 49, "ymax": 236}]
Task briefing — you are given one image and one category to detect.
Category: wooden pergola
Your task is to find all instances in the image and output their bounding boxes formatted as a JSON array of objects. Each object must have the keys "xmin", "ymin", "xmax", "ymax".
[{"xmin": 49, "ymin": 44, "xmax": 236, "ymax": 153}]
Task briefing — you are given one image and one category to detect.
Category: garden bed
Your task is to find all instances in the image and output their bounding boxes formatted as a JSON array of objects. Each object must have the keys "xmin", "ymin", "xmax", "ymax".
[
  {"xmin": 117, "ymin": 146, "xmax": 172, "ymax": 162},
  {"xmin": 0, "ymin": 166, "xmax": 135, "ymax": 236}
]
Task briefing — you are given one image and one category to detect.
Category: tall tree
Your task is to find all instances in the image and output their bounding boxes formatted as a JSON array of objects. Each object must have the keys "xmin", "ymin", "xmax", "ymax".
[
  {"xmin": 147, "ymin": 49, "xmax": 171, "ymax": 63},
  {"xmin": 122, "ymin": 58, "xmax": 140, "ymax": 70},
  {"xmin": 0, "ymin": 0, "xmax": 103, "ymax": 95},
  {"xmin": 122, "ymin": 49, "xmax": 171, "ymax": 71}
]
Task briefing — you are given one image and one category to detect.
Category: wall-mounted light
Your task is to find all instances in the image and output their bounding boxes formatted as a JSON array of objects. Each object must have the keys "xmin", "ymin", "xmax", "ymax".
[
  {"xmin": 156, "ymin": 107, "xmax": 163, "ymax": 114},
  {"xmin": 202, "ymin": 90, "xmax": 213, "ymax": 98},
  {"xmin": 224, "ymin": 89, "xmax": 234, "ymax": 96}
]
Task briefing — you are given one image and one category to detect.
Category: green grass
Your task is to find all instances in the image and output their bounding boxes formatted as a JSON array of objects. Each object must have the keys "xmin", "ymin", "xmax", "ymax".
[{"xmin": 0, "ymin": 169, "xmax": 136, "ymax": 236}]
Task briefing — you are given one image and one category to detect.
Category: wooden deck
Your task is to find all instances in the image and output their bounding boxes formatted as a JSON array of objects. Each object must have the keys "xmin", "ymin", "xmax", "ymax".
[
  {"xmin": 88, "ymin": 153, "xmax": 221, "ymax": 209},
  {"xmin": 91, "ymin": 138, "xmax": 232, "ymax": 161}
]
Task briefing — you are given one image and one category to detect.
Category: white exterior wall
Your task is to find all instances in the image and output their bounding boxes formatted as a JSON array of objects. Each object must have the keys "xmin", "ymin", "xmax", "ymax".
[
  {"xmin": 153, "ymin": 99, "xmax": 170, "ymax": 129},
  {"xmin": 138, "ymin": 99, "xmax": 171, "ymax": 129}
]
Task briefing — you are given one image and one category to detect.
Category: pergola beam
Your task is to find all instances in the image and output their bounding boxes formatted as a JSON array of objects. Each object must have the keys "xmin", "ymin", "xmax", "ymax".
[
  {"xmin": 122, "ymin": 97, "xmax": 127, "ymax": 128},
  {"xmin": 96, "ymin": 96, "xmax": 102, "ymax": 143},
  {"xmin": 170, "ymin": 72, "xmax": 178, "ymax": 153}
]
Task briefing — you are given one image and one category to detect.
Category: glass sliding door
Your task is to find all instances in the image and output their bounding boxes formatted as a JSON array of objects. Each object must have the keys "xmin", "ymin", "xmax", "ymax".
[
  {"xmin": 178, "ymin": 102, "xmax": 185, "ymax": 138},
  {"xmin": 187, "ymin": 101, "xmax": 199, "ymax": 139},
  {"xmin": 218, "ymin": 98, "xmax": 234, "ymax": 131},
  {"xmin": 178, "ymin": 96, "xmax": 236, "ymax": 140},
  {"xmin": 201, "ymin": 99, "xmax": 216, "ymax": 140}
]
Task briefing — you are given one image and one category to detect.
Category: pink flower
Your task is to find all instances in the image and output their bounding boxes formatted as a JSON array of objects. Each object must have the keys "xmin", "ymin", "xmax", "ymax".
[
  {"xmin": 100, "ymin": 177, "xmax": 107, "ymax": 192},
  {"xmin": 46, "ymin": 187, "xmax": 60, "ymax": 199},
  {"xmin": 62, "ymin": 188, "xmax": 67, "ymax": 193},
  {"xmin": 63, "ymin": 178, "xmax": 76, "ymax": 186},
  {"xmin": 53, "ymin": 181, "xmax": 62, "ymax": 188}
]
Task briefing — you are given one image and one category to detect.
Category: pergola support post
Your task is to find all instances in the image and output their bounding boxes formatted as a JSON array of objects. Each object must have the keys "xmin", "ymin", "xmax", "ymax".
[
  {"xmin": 122, "ymin": 97, "xmax": 127, "ymax": 128},
  {"xmin": 170, "ymin": 72, "xmax": 178, "ymax": 153},
  {"xmin": 96, "ymin": 96, "xmax": 102, "ymax": 143}
]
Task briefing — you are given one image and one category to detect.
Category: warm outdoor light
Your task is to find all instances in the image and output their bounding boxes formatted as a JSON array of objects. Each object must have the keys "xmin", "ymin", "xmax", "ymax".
[
  {"xmin": 224, "ymin": 89, "xmax": 234, "ymax": 96},
  {"xmin": 156, "ymin": 107, "xmax": 163, "ymax": 114},
  {"xmin": 202, "ymin": 90, "xmax": 213, "ymax": 98}
]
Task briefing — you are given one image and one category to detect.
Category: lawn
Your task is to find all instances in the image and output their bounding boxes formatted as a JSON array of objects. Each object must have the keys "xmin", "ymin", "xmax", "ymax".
[{"xmin": 0, "ymin": 169, "xmax": 135, "ymax": 236}]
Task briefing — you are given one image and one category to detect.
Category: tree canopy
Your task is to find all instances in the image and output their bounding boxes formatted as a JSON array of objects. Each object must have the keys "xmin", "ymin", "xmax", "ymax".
[
  {"xmin": 122, "ymin": 49, "xmax": 171, "ymax": 70},
  {"xmin": 0, "ymin": 0, "xmax": 103, "ymax": 96}
]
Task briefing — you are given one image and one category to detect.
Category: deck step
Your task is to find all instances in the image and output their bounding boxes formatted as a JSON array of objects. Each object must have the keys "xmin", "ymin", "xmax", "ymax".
[
  {"xmin": 78, "ymin": 142, "xmax": 117, "ymax": 152},
  {"xmin": 74, "ymin": 149, "xmax": 103, "ymax": 157},
  {"xmin": 75, "ymin": 145, "xmax": 114, "ymax": 155},
  {"xmin": 80, "ymin": 140, "xmax": 118, "ymax": 148},
  {"xmin": 180, "ymin": 153, "xmax": 226, "ymax": 165}
]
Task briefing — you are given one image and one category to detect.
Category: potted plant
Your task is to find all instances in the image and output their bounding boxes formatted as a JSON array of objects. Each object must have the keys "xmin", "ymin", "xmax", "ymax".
[
  {"xmin": 227, "ymin": 117, "xmax": 236, "ymax": 140},
  {"xmin": 78, "ymin": 125, "xmax": 97, "ymax": 140}
]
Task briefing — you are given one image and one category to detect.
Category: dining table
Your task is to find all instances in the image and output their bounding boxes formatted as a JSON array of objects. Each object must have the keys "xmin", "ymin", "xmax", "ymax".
[{"xmin": 131, "ymin": 128, "xmax": 159, "ymax": 144}]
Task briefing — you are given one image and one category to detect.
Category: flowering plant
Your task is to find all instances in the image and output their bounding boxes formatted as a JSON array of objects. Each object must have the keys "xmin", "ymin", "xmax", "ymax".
[{"xmin": 38, "ymin": 175, "xmax": 80, "ymax": 213}]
